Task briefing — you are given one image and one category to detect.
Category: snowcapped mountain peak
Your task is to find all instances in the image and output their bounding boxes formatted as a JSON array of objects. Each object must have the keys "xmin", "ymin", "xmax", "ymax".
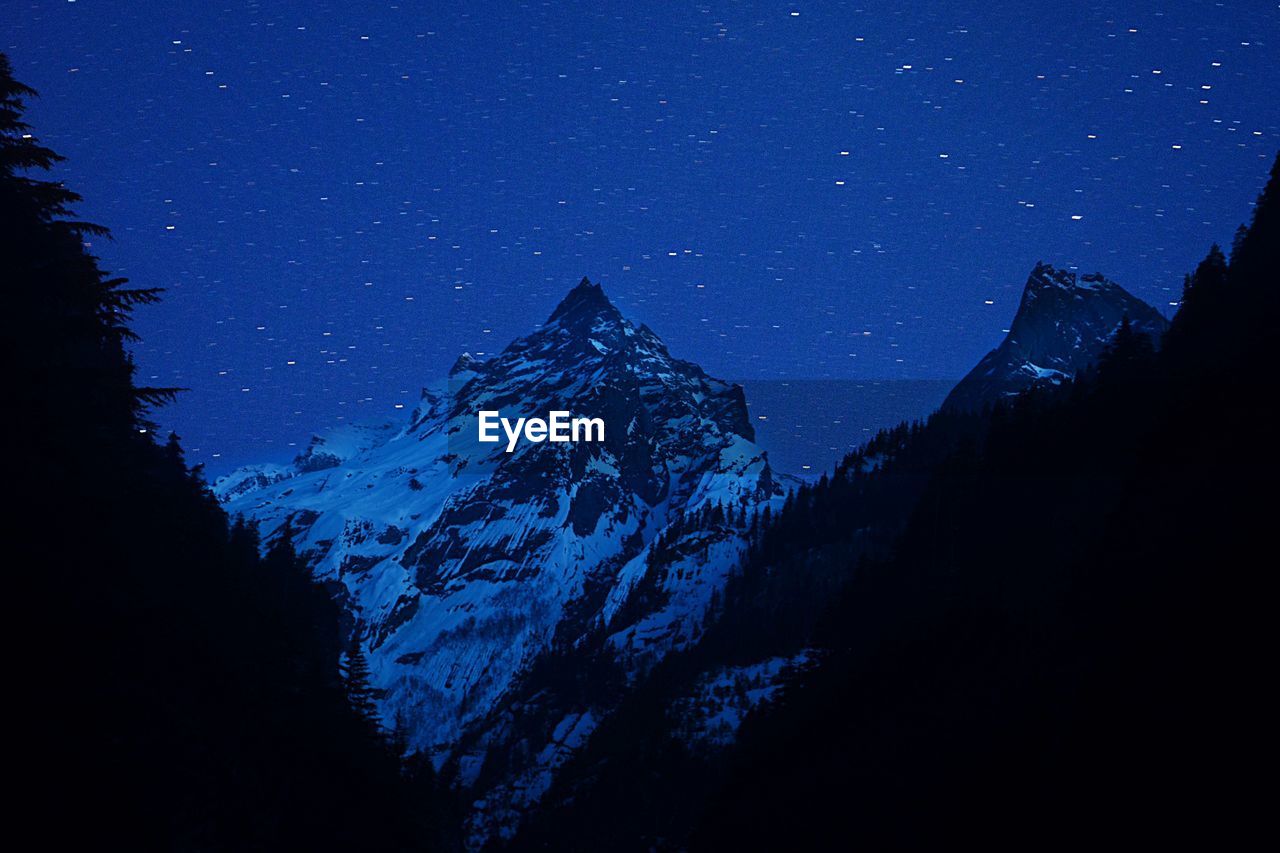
[
  {"xmin": 449, "ymin": 352, "xmax": 485, "ymax": 376},
  {"xmin": 214, "ymin": 275, "xmax": 785, "ymax": 841},
  {"xmin": 944, "ymin": 262, "xmax": 1168, "ymax": 412}
]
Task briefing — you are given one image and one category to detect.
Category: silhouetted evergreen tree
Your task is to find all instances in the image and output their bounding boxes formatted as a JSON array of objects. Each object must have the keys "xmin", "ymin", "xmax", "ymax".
[
  {"xmin": 684, "ymin": 156, "xmax": 1280, "ymax": 851},
  {"xmin": 343, "ymin": 641, "xmax": 383, "ymax": 737},
  {"xmin": 515, "ymin": 154, "xmax": 1280, "ymax": 852},
  {"xmin": 4, "ymin": 53, "xmax": 456, "ymax": 849}
]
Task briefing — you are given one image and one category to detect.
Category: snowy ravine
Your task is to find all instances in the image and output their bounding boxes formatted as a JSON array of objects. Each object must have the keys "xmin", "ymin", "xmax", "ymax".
[{"xmin": 216, "ymin": 278, "xmax": 787, "ymax": 842}]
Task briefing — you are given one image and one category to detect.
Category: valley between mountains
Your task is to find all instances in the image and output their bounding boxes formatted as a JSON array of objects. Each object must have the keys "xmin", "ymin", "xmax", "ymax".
[{"xmin": 217, "ymin": 263, "xmax": 1163, "ymax": 843}]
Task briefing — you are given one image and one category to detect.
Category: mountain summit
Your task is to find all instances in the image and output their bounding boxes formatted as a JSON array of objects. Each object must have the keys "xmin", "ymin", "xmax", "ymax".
[
  {"xmin": 216, "ymin": 277, "xmax": 784, "ymax": 841},
  {"xmin": 546, "ymin": 275, "xmax": 619, "ymax": 326},
  {"xmin": 943, "ymin": 263, "xmax": 1168, "ymax": 412}
]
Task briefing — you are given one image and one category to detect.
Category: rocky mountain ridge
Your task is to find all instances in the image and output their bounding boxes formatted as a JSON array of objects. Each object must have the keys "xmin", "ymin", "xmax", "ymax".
[{"xmin": 216, "ymin": 277, "xmax": 787, "ymax": 841}]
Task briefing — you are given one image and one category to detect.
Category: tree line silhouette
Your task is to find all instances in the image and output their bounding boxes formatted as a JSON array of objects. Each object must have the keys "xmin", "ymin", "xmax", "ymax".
[
  {"xmin": 4, "ymin": 54, "xmax": 459, "ymax": 850},
  {"xmin": 514, "ymin": 154, "xmax": 1279, "ymax": 851}
]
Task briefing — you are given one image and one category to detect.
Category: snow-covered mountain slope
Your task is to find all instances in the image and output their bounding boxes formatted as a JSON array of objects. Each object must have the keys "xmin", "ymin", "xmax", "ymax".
[
  {"xmin": 942, "ymin": 263, "xmax": 1169, "ymax": 412},
  {"xmin": 671, "ymin": 651, "xmax": 816, "ymax": 749},
  {"xmin": 216, "ymin": 277, "xmax": 785, "ymax": 841}
]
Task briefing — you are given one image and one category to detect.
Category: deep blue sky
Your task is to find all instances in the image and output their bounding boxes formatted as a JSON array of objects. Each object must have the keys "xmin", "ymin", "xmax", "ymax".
[{"xmin": 6, "ymin": 1, "xmax": 1277, "ymax": 472}]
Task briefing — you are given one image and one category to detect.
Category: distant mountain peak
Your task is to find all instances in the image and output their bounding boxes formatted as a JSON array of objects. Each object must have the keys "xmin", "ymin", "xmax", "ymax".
[
  {"xmin": 1027, "ymin": 262, "xmax": 1097, "ymax": 290},
  {"xmin": 943, "ymin": 262, "xmax": 1168, "ymax": 412},
  {"xmin": 546, "ymin": 276, "xmax": 620, "ymax": 327},
  {"xmin": 449, "ymin": 352, "xmax": 484, "ymax": 376}
]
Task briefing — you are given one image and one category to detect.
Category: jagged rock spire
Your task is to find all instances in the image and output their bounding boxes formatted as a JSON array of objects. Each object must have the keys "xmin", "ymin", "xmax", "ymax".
[{"xmin": 546, "ymin": 276, "xmax": 619, "ymax": 326}]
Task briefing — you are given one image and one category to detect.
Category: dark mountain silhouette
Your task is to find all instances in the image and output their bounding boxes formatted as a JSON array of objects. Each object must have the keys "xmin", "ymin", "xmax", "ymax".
[
  {"xmin": 943, "ymin": 263, "xmax": 1168, "ymax": 412},
  {"xmin": 513, "ymin": 155, "xmax": 1278, "ymax": 851}
]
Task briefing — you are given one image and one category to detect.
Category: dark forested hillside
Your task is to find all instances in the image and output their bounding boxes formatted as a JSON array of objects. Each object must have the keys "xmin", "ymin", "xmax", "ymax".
[
  {"xmin": 4, "ymin": 55, "xmax": 457, "ymax": 850},
  {"xmin": 515, "ymin": 156, "xmax": 1279, "ymax": 851}
]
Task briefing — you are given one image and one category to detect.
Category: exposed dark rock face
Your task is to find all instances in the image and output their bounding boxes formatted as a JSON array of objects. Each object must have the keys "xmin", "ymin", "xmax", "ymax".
[{"xmin": 943, "ymin": 263, "xmax": 1168, "ymax": 412}]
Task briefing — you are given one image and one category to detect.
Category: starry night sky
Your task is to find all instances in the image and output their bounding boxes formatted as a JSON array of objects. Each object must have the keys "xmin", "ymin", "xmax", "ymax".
[{"xmin": 6, "ymin": 1, "xmax": 1277, "ymax": 472}]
